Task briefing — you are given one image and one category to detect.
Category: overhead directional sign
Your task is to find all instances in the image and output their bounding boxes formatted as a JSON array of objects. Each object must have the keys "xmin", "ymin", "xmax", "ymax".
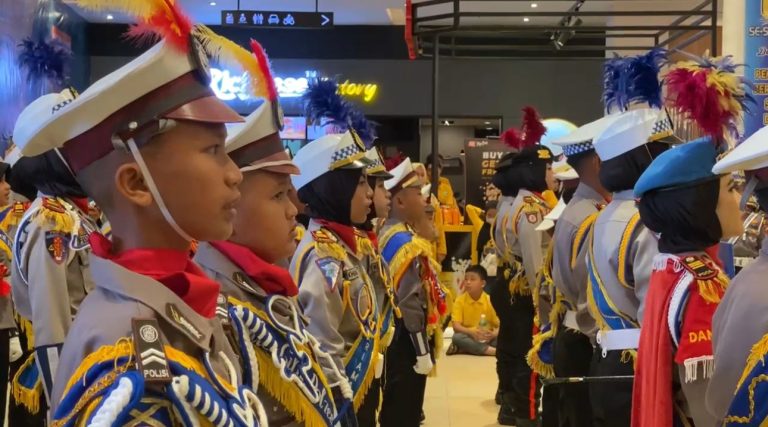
[{"xmin": 221, "ymin": 11, "xmax": 334, "ymax": 29}]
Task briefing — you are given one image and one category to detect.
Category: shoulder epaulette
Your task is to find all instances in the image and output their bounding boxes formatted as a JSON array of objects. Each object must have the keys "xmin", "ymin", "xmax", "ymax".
[
  {"xmin": 34, "ymin": 198, "xmax": 77, "ymax": 235},
  {"xmin": 310, "ymin": 228, "xmax": 347, "ymax": 262},
  {"xmin": 512, "ymin": 196, "xmax": 548, "ymax": 235}
]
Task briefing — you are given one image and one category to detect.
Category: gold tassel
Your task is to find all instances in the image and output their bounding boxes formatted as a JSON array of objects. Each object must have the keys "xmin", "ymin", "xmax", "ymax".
[
  {"xmin": 620, "ymin": 349, "xmax": 637, "ymax": 365},
  {"xmin": 33, "ymin": 201, "xmax": 75, "ymax": 235},
  {"xmin": 526, "ymin": 335, "xmax": 555, "ymax": 379},
  {"xmin": 253, "ymin": 350, "xmax": 331, "ymax": 427},
  {"xmin": 697, "ymin": 272, "xmax": 729, "ymax": 304},
  {"xmin": 16, "ymin": 314, "xmax": 34, "ymax": 350},
  {"xmin": 11, "ymin": 353, "xmax": 41, "ymax": 414},
  {"xmin": 314, "ymin": 241, "xmax": 348, "ymax": 264}
]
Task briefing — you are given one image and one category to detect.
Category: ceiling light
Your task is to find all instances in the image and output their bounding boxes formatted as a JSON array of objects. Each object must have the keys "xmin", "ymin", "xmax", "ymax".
[
  {"xmin": 486, "ymin": 127, "xmax": 493, "ymax": 130},
  {"xmin": 484, "ymin": 121, "xmax": 491, "ymax": 125},
  {"xmin": 531, "ymin": 3, "xmax": 538, "ymax": 8},
  {"xmin": 523, "ymin": 17, "xmax": 530, "ymax": 22},
  {"xmin": 209, "ymin": 1, "xmax": 217, "ymax": 5},
  {"xmin": 106, "ymin": 14, "xmax": 114, "ymax": 20}
]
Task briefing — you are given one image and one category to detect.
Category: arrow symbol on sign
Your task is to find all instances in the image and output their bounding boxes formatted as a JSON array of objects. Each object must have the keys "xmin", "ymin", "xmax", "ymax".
[{"xmin": 321, "ymin": 14, "xmax": 330, "ymax": 26}]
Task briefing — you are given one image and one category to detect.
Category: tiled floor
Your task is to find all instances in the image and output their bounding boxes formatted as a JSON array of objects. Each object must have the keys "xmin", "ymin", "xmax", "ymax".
[{"xmin": 423, "ymin": 337, "xmax": 501, "ymax": 427}]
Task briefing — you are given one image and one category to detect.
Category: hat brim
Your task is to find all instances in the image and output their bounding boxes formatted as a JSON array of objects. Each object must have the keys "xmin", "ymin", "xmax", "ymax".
[
  {"xmin": 240, "ymin": 151, "xmax": 300, "ymax": 175},
  {"xmin": 338, "ymin": 158, "xmax": 373, "ymax": 170},
  {"xmin": 165, "ymin": 95, "xmax": 244, "ymax": 124},
  {"xmin": 370, "ymin": 171, "xmax": 394, "ymax": 179}
]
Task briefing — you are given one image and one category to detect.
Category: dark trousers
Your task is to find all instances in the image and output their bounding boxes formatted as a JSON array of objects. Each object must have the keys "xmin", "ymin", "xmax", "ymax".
[
  {"xmin": 0, "ymin": 329, "xmax": 10, "ymax": 425},
  {"xmin": 552, "ymin": 328, "xmax": 594, "ymax": 427},
  {"xmin": 589, "ymin": 349, "xmax": 634, "ymax": 427},
  {"xmin": 490, "ymin": 269, "xmax": 539, "ymax": 421},
  {"xmin": 8, "ymin": 330, "xmax": 45, "ymax": 427},
  {"xmin": 357, "ymin": 378, "xmax": 380, "ymax": 427},
  {"xmin": 379, "ymin": 324, "xmax": 428, "ymax": 427}
]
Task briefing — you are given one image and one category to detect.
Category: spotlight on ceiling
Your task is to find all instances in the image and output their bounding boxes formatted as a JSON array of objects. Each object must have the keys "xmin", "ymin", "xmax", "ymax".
[
  {"xmin": 531, "ymin": 3, "xmax": 538, "ymax": 7},
  {"xmin": 106, "ymin": 14, "xmax": 114, "ymax": 20}
]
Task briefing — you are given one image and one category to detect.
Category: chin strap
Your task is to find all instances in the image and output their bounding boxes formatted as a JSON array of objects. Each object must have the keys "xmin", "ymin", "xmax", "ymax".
[
  {"xmin": 121, "ymin": 134, "xmax": 195, "ymax": 242},
  {"xmin": 740, "ymin": 175, "xmax": 759, "ymax": 212}
]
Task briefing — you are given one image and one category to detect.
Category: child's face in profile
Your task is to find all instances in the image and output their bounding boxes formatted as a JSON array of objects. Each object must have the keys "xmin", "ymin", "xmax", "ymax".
[{"xmin": 463, "ymin": 271, "xmax": 486, "ymax": 297}]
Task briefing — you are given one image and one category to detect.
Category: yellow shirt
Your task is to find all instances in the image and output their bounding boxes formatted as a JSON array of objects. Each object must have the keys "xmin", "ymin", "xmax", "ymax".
[
  {"xmin": 436, "ymin": 176, "xmax": 457, "ymax": 209},
  {"xmin": 452, "ymin": 291, "xmax": 500, "ymax": 329}
]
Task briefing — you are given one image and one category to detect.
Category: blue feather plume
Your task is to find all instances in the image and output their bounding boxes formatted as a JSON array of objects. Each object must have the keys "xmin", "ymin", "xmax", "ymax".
[
  {"xmin": 303, "ymin": 78, "xmax": 377, "ymax": 147},
  {"xmin": 17, "ymin": 37, "xmax": 71, "ymax": 85},
  {"xmin": 602, "ymin": 48, "xmax": 667, "ymax": 112}
]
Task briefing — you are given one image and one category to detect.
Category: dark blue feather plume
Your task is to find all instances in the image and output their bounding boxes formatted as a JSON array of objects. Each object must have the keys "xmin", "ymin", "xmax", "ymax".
[
  {"xmin": 17, "ymin": 37, "xmax": 71, "ymax": 84},
  {"xmin": 303, "ymin": 78, "xmax": 378, "ymax": 147},
  {"xmin": 602, "ymin": 48, "xmax": 667, "ymax": 112}
]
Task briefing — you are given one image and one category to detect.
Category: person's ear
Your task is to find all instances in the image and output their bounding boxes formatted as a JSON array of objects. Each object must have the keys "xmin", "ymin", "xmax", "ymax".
[{"xmin": 114, "ymin": 162, "xmax": 153, "ymax": 207}]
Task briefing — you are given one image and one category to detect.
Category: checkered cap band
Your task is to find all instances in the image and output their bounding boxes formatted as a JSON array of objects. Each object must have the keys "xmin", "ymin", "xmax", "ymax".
[
  {"xmin": 332, "ymin": 144, "xmax": 362, "ymax": 163},
  {"xmin": 563, "ymin": 141, "xmax": 594, "ymax": 157},
  {"xmin": 649, "ymin": 114, "xmax": 674, "ymax": 141},
  {"xmin": 367, "ymin": 157, "xmax": 385, "ymax": 171}
]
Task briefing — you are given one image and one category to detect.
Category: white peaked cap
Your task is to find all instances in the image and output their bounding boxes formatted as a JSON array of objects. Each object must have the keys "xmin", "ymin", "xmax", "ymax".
[
  {"xmin": 593, "ymin": 108, "xmax": 667, "ymax": 161},
  {"xmin": 536, "ymin": 198, "xmax": 567, "ymax": 231},
  {"xmin": 385, "ymin": 157, "xmax": 421, "ymax": 192},
  {"xmin": 291, "ymin": 130, "xmax": 369, "ymax": 191},
  {"xmin": 713, "ymin": 126, "xmax": 768, "ymax": 174}
]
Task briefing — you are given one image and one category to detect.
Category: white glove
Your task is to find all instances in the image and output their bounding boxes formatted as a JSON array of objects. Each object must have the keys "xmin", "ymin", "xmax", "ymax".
[
  {"xmin": 9, "ymin": 336, "xmax": 21, "ymax": 363},
  {"xmin": 413, "ymin": 354, "xmax": 434, "ymax": 375},
  {"xmin": 375, "ymin": 353, "xmax": 385, "ymax": 379}
]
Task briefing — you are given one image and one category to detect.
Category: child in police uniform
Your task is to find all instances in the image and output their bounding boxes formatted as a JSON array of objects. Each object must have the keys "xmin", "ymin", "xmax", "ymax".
[
  {"xmin": 449, "ymin": 265, "xmax": 499, "ymax": 356},
  {"xmin": 193, "ymin": 41, "xmax": 356, "ymax": 427},
  {"xmin": 15, "ymin": 4, "xmax": 269, "ymax": 424}
]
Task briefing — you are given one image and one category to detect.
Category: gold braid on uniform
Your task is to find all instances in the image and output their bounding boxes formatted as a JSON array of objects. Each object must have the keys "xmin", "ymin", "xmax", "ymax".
[
  {"xmin": 526, "ymin": 241, "xmax": 556, "ymax": 379},
  {"xmin": 229, "ymin": 296, "xmax": 334, "ymax": 427},
  {"xmin": 35, "ymin": 198, "xmax": 76, "ymax": 234}
]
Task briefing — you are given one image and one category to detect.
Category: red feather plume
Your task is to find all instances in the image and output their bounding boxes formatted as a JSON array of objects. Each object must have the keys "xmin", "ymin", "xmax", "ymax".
[
  {"xmin": 249, "ymin": 39, "xmax": 278, "ymax": 102},
  {"xmin": 500, "ymin": 128, "xmax": 524, "ymax": 150},
  {"xmin": 521, "ymin": 106, "xmax": 546, "ymax": 146},
  {"xmin": 385, "ymin": 152, "xmax": 406, "ymax": 171},
  {"xmin": 126, "ymin": 0, "xmax": 193, "ymax": 53}
]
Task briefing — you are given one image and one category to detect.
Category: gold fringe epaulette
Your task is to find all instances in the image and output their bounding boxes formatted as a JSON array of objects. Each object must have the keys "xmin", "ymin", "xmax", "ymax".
[
  {"xmin": 526, "ymin": 329, "xmax": 555, "ymax": 379},
  {"xmin": 11, "ymin": 353, "xmax": 41, "ymax": 414},
  {"xmin": 311, "ymin": 229, "xmax": 348, "ymax": 262},
  {"xmin": 34, "ymin": 198, "xmax": 76, "ymax": 235},
  {"xmin": 380, "ymin": 224, "xmax": 434, "ymax": 287},
  {"xmin": 0, "ymin": 201, "xmax": 28, "ymax": 234},
  {"xmin": 15, "ymin": 314, "xmax": 34, "ymax": 350}
]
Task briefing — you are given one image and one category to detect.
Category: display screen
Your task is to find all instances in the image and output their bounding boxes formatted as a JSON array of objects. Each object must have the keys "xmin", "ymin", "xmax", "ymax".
[
  {"xmin": 307, "ymin": 124, "xmax": 331, "ymax": 140},
  {"xmin": 280, "ymin": 116, "xmax": 307, "ymax": 139}
]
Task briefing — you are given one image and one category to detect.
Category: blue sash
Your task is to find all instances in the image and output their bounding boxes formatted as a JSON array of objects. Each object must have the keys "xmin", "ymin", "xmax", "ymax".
[
  {"xmin": 723, "ymin": 336, "xmax": 768, "ymax": 426},
  {"xmin": 381, "ymin": 231, "xmax": 412, "ymax": 266},
  {"xmin": 379, "ymin": 302, "xmax": 394, "ymax": 341}
]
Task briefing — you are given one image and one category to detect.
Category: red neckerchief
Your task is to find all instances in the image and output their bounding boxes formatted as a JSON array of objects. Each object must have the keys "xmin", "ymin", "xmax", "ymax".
[
  {"xmin": 315, "ymin": 220, "xmax": 358, "ymax": 253},
  {"xmin": 89, "ymin": 233, "xmax": 220, "ymax": 318},
  {"xmin": 632, "ymin": 254, "xmax": 725, "ymax": 427},
  {"xmin": 69, "ymin": 197, "xmax": 90, "ymax": 214},
  {"xmin": 209, "ymin": 240, "xmax": 298, "ymax": 297},
  {"xmin": 366, "ymin": 230, "xmax": 379, "ymax": 251}
]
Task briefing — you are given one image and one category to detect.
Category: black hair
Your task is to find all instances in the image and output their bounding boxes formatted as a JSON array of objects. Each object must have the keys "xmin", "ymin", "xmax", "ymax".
[
  {"xmin": 465, "ymin": 264, "xmax": 488, "ymax": 281},
  {"xmin": 599, "ymin": 142, "xmax": 671, "ymax": 193},
  {"xmin": 565, "ymin": 148, "xmax": 597, "ymax": 172},
  {"xmin": 298, "ymin": 168, "xmax": 363, "ymax": 226},
  {"xmin": 755, "ymin": 186, "xmax": 768, "ymax": 213},
  {"xmin": 426, "ymin": 153, "xmax": 444, "ymax": 166},
  {"xmin": 638, "ymin": 178, "xmax": 721, "ymax": 254},
  {"xmin": 15, "ymin": 151, "xmax": 87, "ymax": 199},
  {"xmin": 492, "ymin": 161, "xmax": 549, "ymax": 197}
]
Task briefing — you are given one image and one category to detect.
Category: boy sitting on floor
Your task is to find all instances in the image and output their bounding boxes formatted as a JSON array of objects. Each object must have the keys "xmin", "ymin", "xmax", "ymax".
[{"xmin": 448, "ymin": 265, "xmax": 499, "ymax": 356}]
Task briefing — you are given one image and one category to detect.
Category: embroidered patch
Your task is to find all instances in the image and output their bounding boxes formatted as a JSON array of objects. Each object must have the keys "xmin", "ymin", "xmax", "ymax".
[
  {"xmin": 681, "ymin": 256, "xmax": 718, "ymax": 280},
  {"xmin": 41, "ymin": 198, "xmax": 65, "ymax": 214},
  {"xmin": 166, "ymin": 303, "xmax": 203, "ymax": 342},
  {"xmin": 538, "ymin": 149, "xmax": 551, "ymax": 160},
  {"xmin": 45, "ymin": 231, "xmax": 69, "ymax": 264},
  {"xmin": 526, "ymin": 213, "xmax": 539, "ymax": 224},
  {"xmin": 312, "ymin": 229, "xmax": 338, "ymax": 243},
  {"xmin": 343, "ymin": 268, "xmax": 360, "ymax": 281},
  {"xmin": 216, "ymin": 293, "xmax": 230, "ymax": 325},
  {"xmin": 131, "ymin": 318, "xmax": 171, "ymax": 383},
  {"xmin": 316, "ymin": 257, "xmax": 341, "ymax": 290},
  {"xmin": 70, "ymin": 227, "xmax": 90, "ymax": 251}
]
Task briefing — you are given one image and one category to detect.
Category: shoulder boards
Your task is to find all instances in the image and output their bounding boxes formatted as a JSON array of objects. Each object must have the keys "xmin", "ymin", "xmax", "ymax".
[
  {"xmin": 311, "ymin": 229, "xmax": 338, "ymax": 243},
  {"xmin": 131, "ymin": 318, "xmax": 171, "ymax": 383},
  {"xmin": 680, "ymin": 256, "xmax": 718, "ymax": 281},
  {"xmin": 42, "ymin": 198, "xmax": 66, "ymax": 214}
]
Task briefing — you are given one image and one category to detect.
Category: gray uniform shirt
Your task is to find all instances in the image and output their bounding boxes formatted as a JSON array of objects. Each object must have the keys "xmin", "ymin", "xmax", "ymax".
[
  {"xmin": 494, "ymin": 190, "xmax": 551, "ymax": 289},
  {"xmin": 588, "ymin": 190, "xmax": 658, "ymax": 326},
  {"xmin": 50, "ymin": 255, "xmax": 246, "ymax": 423},
  {"xmin": 552, "ymin": 183, "xmax": 605, "ymax": 337},
  {"xmin": 290, "ymin": 220, "xmax": 378, "ymax": 384},
  {"xmin": 11, "ymin": 196, "xmax": 96, "ymax": 348},
  {"xmin": 195, "ymin": 242, "xmax": 342, "ymax": 427},
  {"xmin": 707, "ymin": 237, "xmax": 768, "ymax": 421},
  {"xmin": 379, "ymin": 219, "xmax": 430, "ymax": 353}
]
